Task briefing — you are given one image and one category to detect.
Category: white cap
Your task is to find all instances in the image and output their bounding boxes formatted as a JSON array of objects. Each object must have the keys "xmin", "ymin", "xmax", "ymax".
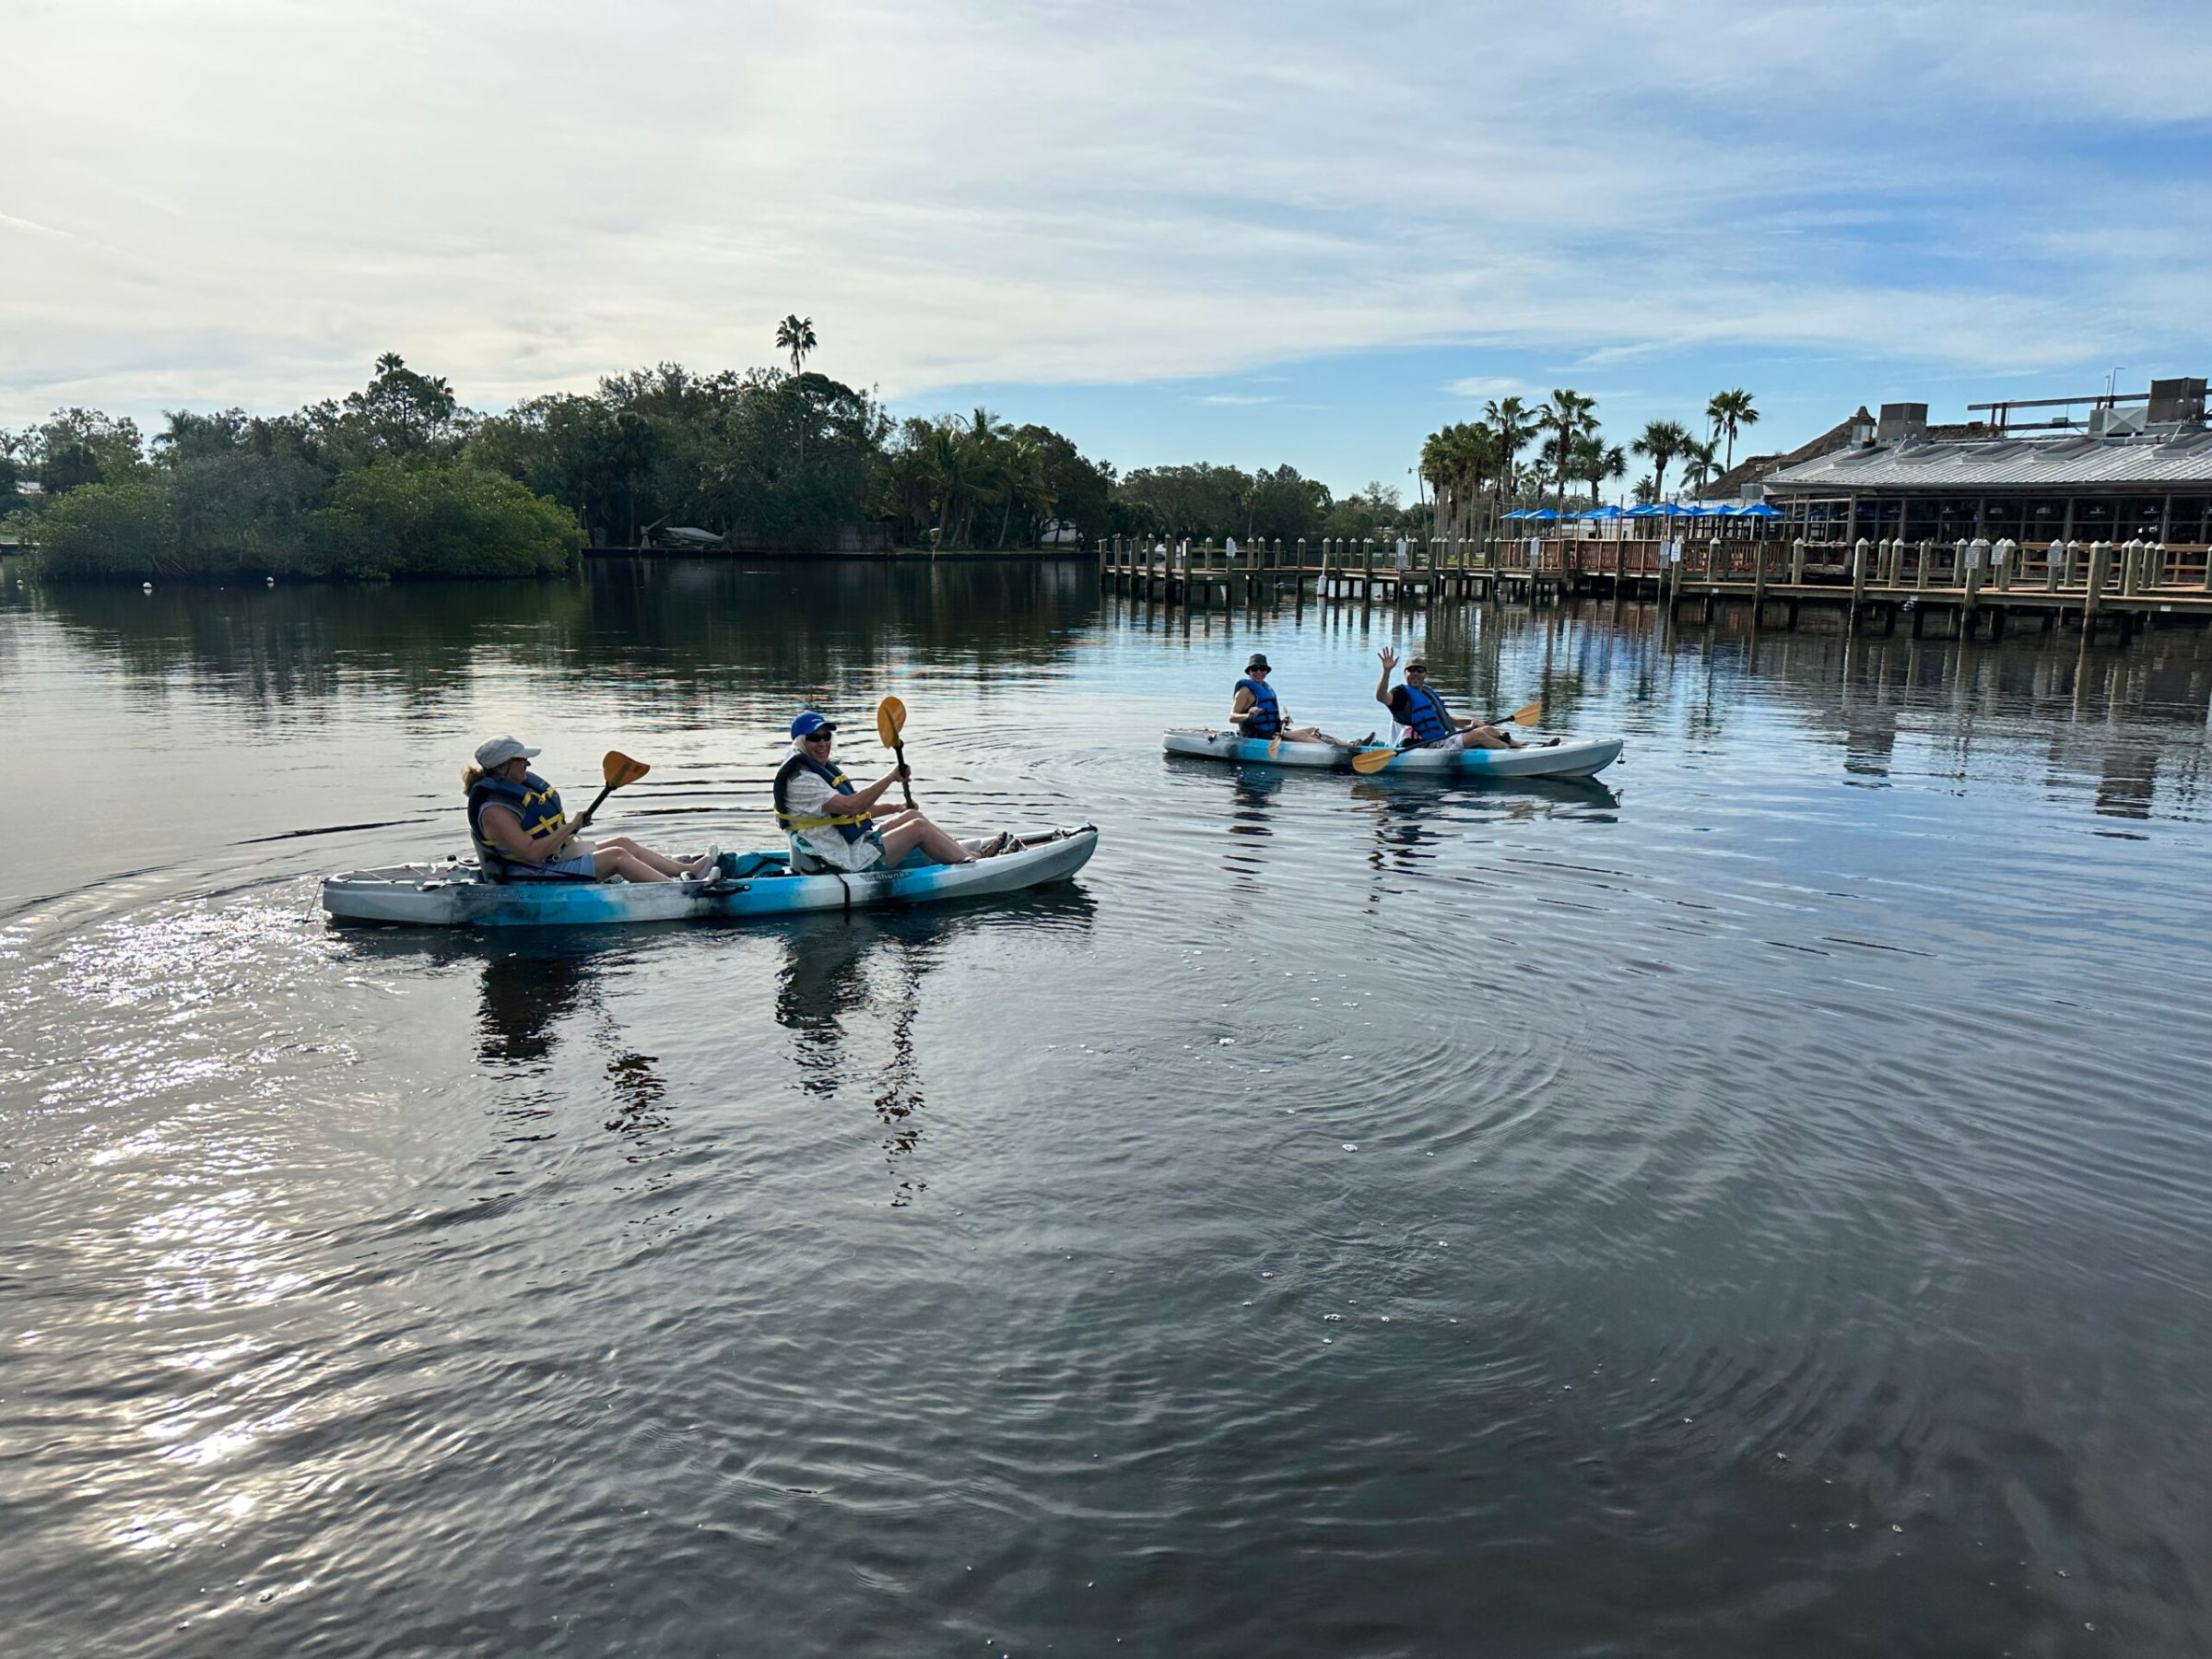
[{"xmin": 473, "ymin": 735, "xmax": 541, "ymax": 770}]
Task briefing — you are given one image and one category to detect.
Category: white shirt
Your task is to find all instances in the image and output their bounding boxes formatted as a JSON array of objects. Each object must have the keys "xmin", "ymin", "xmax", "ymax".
[{"xmin": 782, "ymin": 749, "xmax": 883, "ymax": 872}]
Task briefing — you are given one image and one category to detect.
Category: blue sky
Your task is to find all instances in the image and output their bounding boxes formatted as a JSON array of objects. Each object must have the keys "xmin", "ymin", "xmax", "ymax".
[{"xmin": 5, "ymin": 0, "xmax": 2209, "ymax": 497}]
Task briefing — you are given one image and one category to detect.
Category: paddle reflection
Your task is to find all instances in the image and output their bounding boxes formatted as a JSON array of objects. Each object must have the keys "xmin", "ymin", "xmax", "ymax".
[
  {"xmin": 772, "ymin": 893, "xmax": 1097, "ymax": 1206},
  {"xmin": 340, "ymin": 929, "xmax": 671, "ymax": 1150}
]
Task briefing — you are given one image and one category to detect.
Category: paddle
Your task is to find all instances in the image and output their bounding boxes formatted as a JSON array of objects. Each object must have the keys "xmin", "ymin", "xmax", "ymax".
[
  {"xmin": 1349, "ymin": 699, "xmax": 1546, "ymax": 774},
  {"xmin": 547, "ymin": 750, "xmax": 650, "ymax": 852},
  {"xmin": 877, "ymin": 696, "xmax": 918, "ymax": 809}
]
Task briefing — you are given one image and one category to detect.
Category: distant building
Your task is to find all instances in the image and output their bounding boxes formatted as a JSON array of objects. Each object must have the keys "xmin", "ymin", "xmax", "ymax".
[{"xmin": 1745, "ymin": 379, "xmax": 2212, "ymax": 547}]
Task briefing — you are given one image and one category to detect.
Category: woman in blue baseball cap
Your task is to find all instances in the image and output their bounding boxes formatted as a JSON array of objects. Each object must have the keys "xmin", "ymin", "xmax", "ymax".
[{"xmin": 772, "ymin": 712, "xmax": 1004, "ymax": 874}]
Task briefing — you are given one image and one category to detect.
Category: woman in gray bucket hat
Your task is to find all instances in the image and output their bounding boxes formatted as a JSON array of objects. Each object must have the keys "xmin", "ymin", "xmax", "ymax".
[{"xmin": 463, "ymin": 735, "xmax": 715, "ymax": 884}]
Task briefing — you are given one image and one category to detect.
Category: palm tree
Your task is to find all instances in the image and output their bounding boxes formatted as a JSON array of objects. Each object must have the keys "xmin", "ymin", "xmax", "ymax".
[
  {"xmin": 1483, "ymin": 395, "xmax": 1538, "ymax": 537},
  {"xmin": 1571, "ymin": 435, "xmax": 1626, "ymax": 508},
  {"xmin": 924, "ymin": 421, "xmax": 971, "ymax": 551},
  {"xmin": 1706, "ymin": 388, "xmax": 1759, "ymax": 474},
  {"xmin": 959, "ymin": 407, "xmax": 1010, "ymax": 547},
  {"xmin": 1679, "ymin": 437, "xmax": 1720, "ymax": 494},
  {"xmin": 1539, "ymin": 389, "xmax": 1598, "ymax": 516},
  {"xmin": 775, "ymin": 314, "xmax": 818, "ymax": 376},
  {"xmin": 1632, "ymin": 419, "xmax": 1693, "ymax": 507}
]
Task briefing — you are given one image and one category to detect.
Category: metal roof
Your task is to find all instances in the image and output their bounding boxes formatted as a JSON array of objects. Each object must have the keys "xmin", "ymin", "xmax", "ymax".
[{"xmin": 1762, "ymin": 427, "xmax": 2212, "ymax": 494}]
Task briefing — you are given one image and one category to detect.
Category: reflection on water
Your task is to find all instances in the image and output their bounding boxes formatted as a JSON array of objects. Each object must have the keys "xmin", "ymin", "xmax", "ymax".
[{"xmin": 6, "ymin": 562, "xmax": 2212, "ymax": 1656}]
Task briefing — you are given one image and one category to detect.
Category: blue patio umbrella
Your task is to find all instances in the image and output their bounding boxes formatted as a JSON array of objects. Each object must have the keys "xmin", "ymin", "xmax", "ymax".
[
  {"xmin": 1626, "ymin": 503, "xmax": 1667, "ymax": 518},
  {"xmin": 1583, "ymin": 504, "xmax": 1626, "ymax": 521},
  {"xmin": 1501, "ymin": 509, "xmax": 1528, "ymax": 521},
  {"xmin": 1734, "ymin": 501, "xmax": 1783, "ymax": 519},
  {"xmin": 1526, "ymin": 507, "xmax": 1560, "ymax": 522}
]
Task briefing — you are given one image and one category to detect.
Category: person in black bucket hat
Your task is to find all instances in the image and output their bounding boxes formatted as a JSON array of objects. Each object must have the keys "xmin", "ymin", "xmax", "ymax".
[{"xmin": 1229, "ymin": 653, "xmax": 1353, "ymax": 747}]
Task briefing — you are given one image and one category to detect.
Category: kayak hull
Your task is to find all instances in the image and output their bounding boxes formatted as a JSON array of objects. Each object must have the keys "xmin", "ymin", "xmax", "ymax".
[
  {"xmin": 322, "ymin": 827, "xmax": 1098, "ymax": 927},
  {"xmin": 1162, "ymin": 729, "xmax": 1623, "ymax": 779}
]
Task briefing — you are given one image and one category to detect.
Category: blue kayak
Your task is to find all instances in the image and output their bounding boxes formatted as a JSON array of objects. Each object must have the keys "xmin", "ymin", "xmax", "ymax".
[
  {"xmin": 323, "ymin": 827, "xmax": 1099, "ymax": 926},
  {"xmin": 1163, "ymin": 729, "xmax": 1623, "ymax": 778}
]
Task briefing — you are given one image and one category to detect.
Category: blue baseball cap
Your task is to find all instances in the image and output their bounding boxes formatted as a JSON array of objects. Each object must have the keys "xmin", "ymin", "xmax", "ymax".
[{"xmin": 790, "ymin": 711, "xmax": 837, "ymax": 739}]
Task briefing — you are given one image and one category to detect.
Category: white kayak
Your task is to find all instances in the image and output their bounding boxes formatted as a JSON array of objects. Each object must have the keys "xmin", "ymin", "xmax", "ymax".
[
  {"xmin": 1162, "ymin": 729, "xmax": 1623, "ymax": 779},
  {"xmin": 322, "ymin": 827, "xmax": 1098, "ymax": 927}
]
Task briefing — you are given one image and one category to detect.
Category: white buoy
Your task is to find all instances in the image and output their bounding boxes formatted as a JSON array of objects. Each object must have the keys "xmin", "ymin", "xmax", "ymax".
[{"xmin": 142, "ymin": 582, "xmax": 153, "ymax": 593}]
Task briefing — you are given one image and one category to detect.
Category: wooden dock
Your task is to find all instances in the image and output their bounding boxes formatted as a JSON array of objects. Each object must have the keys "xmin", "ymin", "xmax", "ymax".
[{"xmin": 1097, "ymin": 534, "xmax": 2212, "ymax": 641}]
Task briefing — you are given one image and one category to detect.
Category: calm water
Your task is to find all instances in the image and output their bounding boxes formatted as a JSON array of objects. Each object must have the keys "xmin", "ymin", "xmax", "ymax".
[{"xmin": 5, "ymin": 557, "xmax": 2212, "ymax": 1657}]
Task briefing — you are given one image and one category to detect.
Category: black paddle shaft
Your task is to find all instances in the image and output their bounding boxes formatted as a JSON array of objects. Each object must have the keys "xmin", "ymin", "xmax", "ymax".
[{"xmin": 891, "ymin": 740, "xmax": 917, "ymax": 809}]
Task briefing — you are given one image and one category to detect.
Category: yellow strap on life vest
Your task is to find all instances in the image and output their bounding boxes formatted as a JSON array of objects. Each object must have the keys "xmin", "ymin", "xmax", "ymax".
[{"xmin": 776, "ymin": 806, "xmax": 873, "ymax": 832}]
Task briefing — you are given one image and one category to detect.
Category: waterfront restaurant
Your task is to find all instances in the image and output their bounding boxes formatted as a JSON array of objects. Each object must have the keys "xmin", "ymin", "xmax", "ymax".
[{"xmin": 1758, "ymin": 380, "xmax": 2212, "ymax": 553}]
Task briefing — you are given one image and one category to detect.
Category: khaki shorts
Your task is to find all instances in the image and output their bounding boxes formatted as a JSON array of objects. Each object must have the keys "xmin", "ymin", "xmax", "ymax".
[{"xmin": 788, "ymin": 832, "xmax": 885, "ymax": 875}]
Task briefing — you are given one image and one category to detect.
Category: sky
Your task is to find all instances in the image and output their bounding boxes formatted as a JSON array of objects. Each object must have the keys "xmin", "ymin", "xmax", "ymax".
[{"xmin": 5, "ymin": 0, "xmax": 2210, "ymax": 496}]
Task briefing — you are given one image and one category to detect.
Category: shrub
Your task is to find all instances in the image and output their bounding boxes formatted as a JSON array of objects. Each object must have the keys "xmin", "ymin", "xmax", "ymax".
[
  {"xmin": 27, "ymin": 479, "xmax": 179, "ymax": 581},
  {"xmin": 314, "ymin": 460, "xmax": 584, "ymax": 579}
]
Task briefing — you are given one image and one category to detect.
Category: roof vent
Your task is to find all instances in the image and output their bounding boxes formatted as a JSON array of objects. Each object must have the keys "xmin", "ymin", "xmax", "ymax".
[
  {"xmin": 1876, "ymin": 403, "xmax": 1928, "ymax": 442},
  {"xmin": 2147, "ymin": 377, "xmax": 2206, "ymax": 426},
  {"xmin": 2088, "ymin": 405, "xmax": 2146, "ymax": 438}
]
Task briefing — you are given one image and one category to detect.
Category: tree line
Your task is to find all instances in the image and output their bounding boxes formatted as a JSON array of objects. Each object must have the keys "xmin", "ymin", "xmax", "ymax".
[
  {"xmin": 0, "ymin": 355, "xmax": 1392, "ymax": 582},
  {"xmin": 1418, "ymin": 387, "xmax": 1759, "ymax": 543},
  {"xmin": 0, "ymin": 324, "xmax": 1766, "ymax": 584}
]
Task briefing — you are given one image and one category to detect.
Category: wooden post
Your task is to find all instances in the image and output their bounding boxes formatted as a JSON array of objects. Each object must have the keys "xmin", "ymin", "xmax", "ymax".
[
  {"xmin": 1851, "ymin": 536, "xmax": 1869, "ymax": 612},
  {"xmin": 1362, "ymin": 537, "xmax": 1374, "ymax": 596},
  {"xmin": 2084, "ymin": 541, "xmax": 2109, "ymax": 621},
  {"xmin": 1751, "ymin": 537, "xmax": 1768, "ymax": 615},
  {"xmin": 1916, "ymin": 539, "xmax": 1933, "ymax": 591},
  {"xmin": 1789, "ymin": 536, "xmax": 1806, "ymax": 585},
  {"xmin": 1962, "ymin": 536, "xmax": 1986, "ymax": 618}
]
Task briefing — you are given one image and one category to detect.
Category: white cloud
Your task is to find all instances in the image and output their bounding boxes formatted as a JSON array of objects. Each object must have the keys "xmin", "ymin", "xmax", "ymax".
[{"xmin": 1, "ymin": 0, "xmax": 2206, "ymax": 425}]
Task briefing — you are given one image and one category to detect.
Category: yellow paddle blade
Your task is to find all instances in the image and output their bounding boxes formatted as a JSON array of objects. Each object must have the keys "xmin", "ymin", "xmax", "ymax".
[
  {"xmin": 877, "ymin": 695, "xmax": 908, "ymax": 748},
  {"xmin": 1350, "ymin": 746, "xmax": 1396, "ymax": 774},
  {"xmin": 601, "ymin": 749, "xmax": 650, "ymax": 787},
  {"xmin": 1502, "ymin": 698, "xmax": 1543, "ymax": 726}
]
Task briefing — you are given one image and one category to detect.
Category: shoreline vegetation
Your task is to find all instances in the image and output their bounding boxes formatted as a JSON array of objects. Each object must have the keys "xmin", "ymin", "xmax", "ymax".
[{"xmin": 0, "ymin": 318, "xmax": 1757, "ymax": 584}]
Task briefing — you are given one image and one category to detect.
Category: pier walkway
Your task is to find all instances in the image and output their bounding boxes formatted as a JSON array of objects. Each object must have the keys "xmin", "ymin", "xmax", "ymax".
[{"xmin": 1098, "ymin": 534, "xmax": 2212, "ymax": 641}]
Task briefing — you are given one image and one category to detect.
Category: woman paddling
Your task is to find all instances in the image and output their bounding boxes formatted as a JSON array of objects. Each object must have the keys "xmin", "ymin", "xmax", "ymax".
[
  {"xmin": 465, "ymin": 736, "xmax": 714, "ymax": 883},
  {"xmin": 774, "ymin": 712, "xmax": 1008, "ymax": 873}
]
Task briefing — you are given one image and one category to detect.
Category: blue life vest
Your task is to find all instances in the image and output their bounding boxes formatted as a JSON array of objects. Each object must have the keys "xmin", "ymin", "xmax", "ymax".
[
  {"xmin": 1396, "ymin": 682, "xmax": 1456, "ymax": 746},
  {"xmin": 1234, "ymin": 676, "xmax": 1282, "ymax": 737},
  {"xmin": 467, "ymin": 771, "xmax": 567, "ymax": 877},
  {"xmin": 774, "ymin": 751, "xmax": 873, "ymax": 844}
]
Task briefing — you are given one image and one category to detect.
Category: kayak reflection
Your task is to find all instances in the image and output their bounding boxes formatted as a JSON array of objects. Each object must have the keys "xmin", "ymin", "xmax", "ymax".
[{"xmin": 1352, "ymin": 773, "xmax": 1622, "ymax": 872}]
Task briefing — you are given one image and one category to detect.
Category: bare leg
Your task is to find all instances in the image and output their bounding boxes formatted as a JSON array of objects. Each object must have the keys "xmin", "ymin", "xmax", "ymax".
[
  {"xmin": 1463, "ymin": 723, "xmax": 1520, "ymax": 750},
  {"xmin": 877, "ymin": 813, "xmax": 975, "ymax": 866},
  {"xmin": 599, "ymin": 835, "xmax": 712, "ymax": 877},
  {"xmin": 592, "ymin": 846, "xmax": 673, "ymax": 883},
  {"xmin": 1282, "ymin": 724, "xmax": 1346, "ymax": 745}
]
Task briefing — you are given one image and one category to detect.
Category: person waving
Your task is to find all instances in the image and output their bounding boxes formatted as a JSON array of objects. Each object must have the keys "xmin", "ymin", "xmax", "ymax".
[{"xmin": 1373, "ymin": 648, "xmax": 1520, "ymax": 751}]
